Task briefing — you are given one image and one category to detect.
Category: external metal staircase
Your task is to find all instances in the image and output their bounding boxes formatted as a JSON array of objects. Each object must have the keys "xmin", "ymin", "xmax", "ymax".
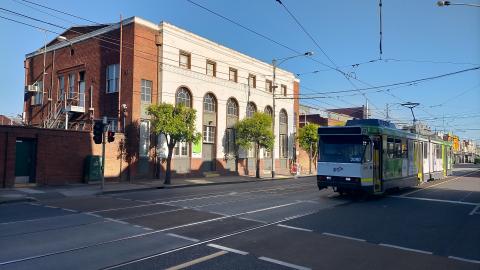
[{"xmin": 43, "ymin": 93, "xmax": 87, "ymax": 130}]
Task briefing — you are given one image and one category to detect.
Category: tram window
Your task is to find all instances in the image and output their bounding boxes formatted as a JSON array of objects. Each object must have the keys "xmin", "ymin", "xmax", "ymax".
[
  {"xmin": 363, "ymin": 141, "xmax": 372, "ymax": 162},
  {"xmin": 423, "ymin": 142, "xmax": 428, "ymax": 158},
  {"xmin": 387, "ymin": 137, "xmax": 394, "ymax": 158},
  {"xmin": 436, "ymin": 144, "xmax": 442, "ymax": 159},
  {"xmin": 401, "ymin": 140, "xmax": 408, "ymax": 158},
  {"xmin": 395, "ymin": 139, "xmax": 402, "ymax": 158}
]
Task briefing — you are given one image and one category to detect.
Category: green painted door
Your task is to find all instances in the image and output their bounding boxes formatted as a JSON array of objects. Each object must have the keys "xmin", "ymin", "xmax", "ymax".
[{"xmin": 14, "ymin": 139, "xmax": 36, "ymax": 184}]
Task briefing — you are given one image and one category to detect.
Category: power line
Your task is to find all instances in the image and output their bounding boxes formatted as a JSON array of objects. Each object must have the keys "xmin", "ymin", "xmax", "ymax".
[
  {"xmin": 288, "ymin": 66, "xmax": 480, "ymax": 97},
  {"xmin": 0, "ymin": 14, "xmax": 58, "ymax": 34},
  {"xmin": 18, "ymin": 0, "xmax": 99, "ymax": 25},
  {"xmin": 274, "ymin": 0, "xmax": 385, "ymax": 116}
]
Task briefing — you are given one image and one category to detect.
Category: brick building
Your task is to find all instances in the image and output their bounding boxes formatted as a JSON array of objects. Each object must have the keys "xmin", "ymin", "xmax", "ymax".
[
  {"xmin": 22, "ymin": 17, "xmax": 299, "ymax": 182},
  {"xmin": 297, "ymin": 104, "xmax": 363, "ymax": 175}
]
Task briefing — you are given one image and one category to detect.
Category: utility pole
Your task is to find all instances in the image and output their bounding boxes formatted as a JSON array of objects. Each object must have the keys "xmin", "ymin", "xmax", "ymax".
[
  {"xmin": 118, "ymin": 15, "xmax": 123, "ymax": 133},
  {"xmin": 271, "ymin": 59, "xmax": 277, "ymax": 179}
]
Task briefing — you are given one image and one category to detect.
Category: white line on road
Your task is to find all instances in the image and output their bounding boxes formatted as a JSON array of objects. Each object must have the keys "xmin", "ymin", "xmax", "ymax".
[
  {"xmin": 322, "ymin": 232, "xmax": 366, "ymax": 242},
  {"xmin": 448, "ymin": 256, "xmax": 480, "ymax": 264},
  {"xmin": 207, "ymin": 244, "xmax": 248, "ymax": 255},
  {"xmin": 277, "ymin": 224, "xmax": 313, "ymax": 232},
  {"xmin": 102, "ymin": 210, "xmax": 319, "ymax": 269},
  {"xmin": 165, "ymin": 250, "xmax": 228, "ymax": 270},
  {"xmin": 258, "ymin": 256, "xmax": 311, "ymax": 270},
  {"xmin": 401, "ymin": 169, "xmax": 480, "ymax": 197},
  {"xmin": 166, "ymin": 233, "xmax": 199, "ymax": 242},
  {"xmin": 388, "ymin": 195, "xmax": 478, "ymax": 206},
  {"xmin": 379, "ymin": 243, "xmax": 432, "ymax": 255},
  {"xmin": 469, "ymin": 205, "xmax": 480, "ymax": 215}
]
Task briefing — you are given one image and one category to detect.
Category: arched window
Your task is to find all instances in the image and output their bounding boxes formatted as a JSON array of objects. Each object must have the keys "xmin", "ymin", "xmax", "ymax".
[
  {"xmin": 203, "ymin": 93, "xmax": 216, "ymax": 112},
  {"xmin": 246, "ymin": 102, "xmax": 257, "ymax": 118},
  {"xmin": 279, "ymin": 109, "xmax": 288, "ymax": 124},
  {"xmin": 264, "ymin": 106, "xmax": 273, "ymax": 117},
  {"xmin": 227, "ymin": 98, "xmax": 239, "ymax": 117},
  {"xmin": 176, "ymin": 87, "xmax": 191, "ymax": 107}
]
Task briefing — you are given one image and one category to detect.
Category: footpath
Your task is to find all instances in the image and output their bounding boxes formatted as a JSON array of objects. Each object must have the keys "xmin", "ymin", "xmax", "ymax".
[{"xmin": 0, "ymin": 173, "xmax": 313, "ymax": 204}]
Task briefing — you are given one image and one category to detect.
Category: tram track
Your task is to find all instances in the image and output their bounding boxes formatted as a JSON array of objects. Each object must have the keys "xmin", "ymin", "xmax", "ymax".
[{"xmin": 0, "ymin": 199, "xmax": 323, "ymax": 267}]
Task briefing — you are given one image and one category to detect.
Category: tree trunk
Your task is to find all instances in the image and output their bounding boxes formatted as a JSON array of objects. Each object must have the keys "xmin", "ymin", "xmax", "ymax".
[
  {"xmin": 309, "ymin": 143, "xmax": 312, "ymax": 175},
  {"xmin": 255, "ymin": 144, "xmax": 260, "ymax": 178},
  {"xmin": 165, "ymin": 145, "xmax": 174, "ymax": 185}
]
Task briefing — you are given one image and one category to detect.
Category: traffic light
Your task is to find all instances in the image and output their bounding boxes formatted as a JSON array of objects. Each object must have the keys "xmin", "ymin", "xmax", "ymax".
[
  {"xmin": 107, "ymin": 131, "xmax": 115, "ymax": 143},
  {"xmin": 93, "ymin": 121, "xmax": 104, "ymax": 144}
]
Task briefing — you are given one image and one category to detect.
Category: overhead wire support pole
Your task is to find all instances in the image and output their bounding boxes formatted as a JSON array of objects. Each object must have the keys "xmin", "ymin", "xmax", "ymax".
[
  {"xmin": 118, "ymin": 15, "xmax": 123, "ymax": 133},
  {"xmin": 379, "ymin": 0, "xmax": 383, "ymax": 60}
]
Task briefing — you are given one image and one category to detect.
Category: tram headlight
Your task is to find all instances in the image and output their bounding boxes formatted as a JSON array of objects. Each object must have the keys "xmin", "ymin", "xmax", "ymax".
[
  {"xmin": 326, "ymin": 176, "xmax": 332, "ymax": 180},
  {"xmin": 345, "ymin": 177, "xmax": 351, "ymax": 181}
]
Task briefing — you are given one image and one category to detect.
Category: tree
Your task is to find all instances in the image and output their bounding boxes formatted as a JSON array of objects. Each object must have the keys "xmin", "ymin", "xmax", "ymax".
[
  {"xmin": 298, "ymin": 123, "xmax": 319, "ymax": 175},
  {"xmin": 147, "ymin": 103, "xmax": 201, "ymax": 185},
  {"xmin": 235, "ymin": 112, "xmax": 274, "ymax": 178}
]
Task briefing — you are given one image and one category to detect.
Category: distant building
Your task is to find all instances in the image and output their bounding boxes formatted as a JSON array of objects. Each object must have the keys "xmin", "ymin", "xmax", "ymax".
[
  {"xmin": 297, "ymin": 104, "xmax": 363, "ymax": 174},
  {"xmin": 0, "ymin": 115, "xmax": 22, "ymax": 126}
]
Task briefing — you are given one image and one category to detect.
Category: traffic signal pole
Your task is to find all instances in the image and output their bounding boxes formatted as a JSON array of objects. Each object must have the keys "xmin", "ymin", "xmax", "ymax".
[
  {"xmin": 101, "ymin": 129, "xmax": 106, "ymax": 190},
  {"xmin": 101, "ymin": 116, "xmax": 107, "ymax": 190}
]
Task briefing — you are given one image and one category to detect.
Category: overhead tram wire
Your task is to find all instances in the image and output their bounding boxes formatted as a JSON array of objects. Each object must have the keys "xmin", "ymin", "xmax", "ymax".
[
  {"xmin": 0, "ymin": 8, "xmax": 291, "ymax": 86},
  {"xmin": 273, "ymin": 0, "xmax": 454, "ymax": 122},
  {"xmin": 0, "ymin": 14, "xmax": 59, "ymax": 34},
  {"xmin": 274, "ymin": 0, "xmax": 385, "ymax": 117},
  {"xmin": 2, "ymin": 12, "xmax": 471, "ymax": 126},
  {"xmin": 0, "ymin": 14, "xmax": 311, "ymax": 107},
  {"xmin": 11, "ymin": 1, "xmax": 470, "ymax": 125},
  {"xmin": 19, "ymin": 0, "xmax": 99, "ymax": 25},
  {"xmin": 283, "ymin": 66, "xmax": 480, "ymax": 98}
]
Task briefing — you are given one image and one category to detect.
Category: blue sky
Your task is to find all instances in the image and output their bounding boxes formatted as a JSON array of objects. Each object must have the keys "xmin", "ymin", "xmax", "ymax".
[{"xmin": 0, "ymin": 0, "xmax": 479, "ymax": 140}]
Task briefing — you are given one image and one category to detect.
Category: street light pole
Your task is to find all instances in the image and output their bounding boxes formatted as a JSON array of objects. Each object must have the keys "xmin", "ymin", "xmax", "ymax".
[
  {"xmin": 437, "ymin": 1, "xmax": 480, "ymax": 7},
  {"xmin": 271, "ymin": 51, "xmax": 313, "ymax": 179}
]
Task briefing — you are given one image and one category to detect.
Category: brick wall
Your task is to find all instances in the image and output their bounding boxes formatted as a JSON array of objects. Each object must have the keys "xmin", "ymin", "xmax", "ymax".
[{"xmin": 0, "ymin": 126, "xmax": 127, "ymax": 188}]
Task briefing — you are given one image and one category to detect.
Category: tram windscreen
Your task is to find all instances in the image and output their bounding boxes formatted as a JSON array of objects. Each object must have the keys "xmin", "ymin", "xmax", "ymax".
[{"xmin": 318, "ymin": 135, "xmax": 370, "ymax": 163}]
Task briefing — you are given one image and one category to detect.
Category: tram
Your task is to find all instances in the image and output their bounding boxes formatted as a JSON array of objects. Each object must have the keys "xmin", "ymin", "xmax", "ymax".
[{"xmin": 316, "ymin": 119, "xmax": 453, "ymax": 195}]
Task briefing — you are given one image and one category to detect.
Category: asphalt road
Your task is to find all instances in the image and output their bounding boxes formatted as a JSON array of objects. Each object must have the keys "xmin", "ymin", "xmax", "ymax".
[{"xmin": 1, "ymin": 165, "xmax": 479, "ymax": 270}]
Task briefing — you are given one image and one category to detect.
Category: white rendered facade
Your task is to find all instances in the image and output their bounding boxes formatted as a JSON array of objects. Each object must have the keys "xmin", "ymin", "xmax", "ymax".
[{"xmin": 153, "ymin": 21, "xmax": 298, "ymax": 174}]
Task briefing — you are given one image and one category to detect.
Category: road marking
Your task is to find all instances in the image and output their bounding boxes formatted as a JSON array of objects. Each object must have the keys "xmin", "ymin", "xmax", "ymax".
[
  {"xmin": 119, "ymin": 208, "xmax": 186, "ymax": 220},
  {"xmin": 207, "ymin": 244, "xmax": 248, "ymax": 255},
  {"xmin": 459, "ymin": 192, "xmax": 473, "ymax": 202},
  {"xmin": 258, "ymin": 257, "xmax": 311, "ymax": 270},
  {"xmin": 237, "ymin": 216, "xmax": 266, "ymax": 223},
  {"xmin": 448, "ymin": 256, "xmax": 480, "ymax": 264},
  {"xmin": 61, "ymin": 208, "xmax": 77, "ymax": 212},
  {"xmin": 105, "ymin": 218, "xmax": 129, "ymax": 225},
  {"xmin": 401, "ymin": 169, "xmax": 480, "ymax": 197},
  {"xmin": 101, "ymin": 210, "xmax": 319, "ymax": 269},
  {"xmin": 86, "ymin": 213, "xmax": 102, "ymax": 218},
  {"xmin": 469, "ymin": 205, "xmax": 480, "ymax": 215},
  {"xmin": 0, "ymin": 201, "xmax": 313, "ymax": 267},
  {"xmin": 322, "ymin": 232, "xmax": 366, "ymax": 242},
  {"xmin": 277, "ymin": 224, "xmax": 313, "ymax": 232},
  {"xmin": 389, "ymin": 195, "xmax": 478, "ymax": 206},
  {"xmin": 165, "ymin": 251, "xmax": 227, "ymax": 270},
  {"xmin": 166, "ymin": 233, "xmax": 199, "ymax": 242},
  {"xmin": 379, "ymin": 243, "xmax": 432, "ymax": 255}
]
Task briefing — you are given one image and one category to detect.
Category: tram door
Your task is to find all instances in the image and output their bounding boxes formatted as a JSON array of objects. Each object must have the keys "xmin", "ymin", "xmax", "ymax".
[
  {"xmin": 416, "ymin": 141, "xmax": 423, "ymax": 182},
  {"xmin": 372, "ymin": 137, "xmax": 382, "ymax": 193}
]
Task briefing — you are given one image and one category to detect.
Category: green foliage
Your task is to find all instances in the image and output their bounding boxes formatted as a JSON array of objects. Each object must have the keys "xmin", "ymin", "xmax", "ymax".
[
  {"xmin": 235, "ymin": 112, "xmax": 274, "ymax": 151},
  {"xmin": 298, "ymin": 123, "xmax": 319, "ymax": 152},
  {"xmin": 147, "ymin": 103, "xmax": 201, "ymax": 148}
]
